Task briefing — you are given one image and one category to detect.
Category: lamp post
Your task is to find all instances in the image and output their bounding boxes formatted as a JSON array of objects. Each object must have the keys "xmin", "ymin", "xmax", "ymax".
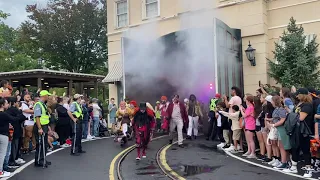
[
  {"xmin": 245, "ymin": 41, "xmax": 256, "ymax": 66},
  {"xmin": 37, "ymin": 58, "xmax": 43, "ymax": 69}
]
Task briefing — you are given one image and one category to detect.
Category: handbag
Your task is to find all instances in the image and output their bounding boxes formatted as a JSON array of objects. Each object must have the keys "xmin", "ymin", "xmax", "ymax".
[{"xmin": 267, "ymin": 126, "xmax": 278, "ymax": 145}]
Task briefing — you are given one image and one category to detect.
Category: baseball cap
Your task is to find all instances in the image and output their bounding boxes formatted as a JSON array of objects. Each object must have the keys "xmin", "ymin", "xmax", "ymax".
[
  {"xmin": 307, "ymin": 87, "xmax": 316, "ymax": 94},
  {"xmin": 295, "ymin": 88, "xmax": 309, "ymax": 96},
  {"xmin": 39, "ymin": 90, "xmax": 51, "ymax": 97},
  {"xmin": 139, "ymin": 102, "xmax": 147, "ymax": 110},
  {"xmin": 74, "ymin": 94, "xmax": 83, "ymax": 99},
  {"xmin": 265, "ymin": 95, "xmax": 272, "ymax": 103},
  {"xmin": 156, "ymin": 101, "xmax": 160, "ymax": 104}
]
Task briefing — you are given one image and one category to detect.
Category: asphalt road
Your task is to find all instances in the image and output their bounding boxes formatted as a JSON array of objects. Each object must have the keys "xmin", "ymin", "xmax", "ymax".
[
  {"xmin": 6, "ymin": 135, "xmax": 309, "ymax": 180},
  {"xmin": 8, "ymin": 137, "xmax": 130, "ymax": 180}
]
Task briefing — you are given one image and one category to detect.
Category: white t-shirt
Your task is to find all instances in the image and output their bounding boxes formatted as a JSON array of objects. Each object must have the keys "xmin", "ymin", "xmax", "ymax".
[
  {"xmin": 63, "ymin": 103, "xmax": 70, "ymax": 111},
  {"xmin": 229, "ymin": 95, "xmax": 242, "ymax": 113},
  {"xmin": 216, "ymin": 112, "xmax": 222, "ymax": 127},
  {"xmin": 22, "ymin": 102, "xmax": 34, "ymax": 126}
]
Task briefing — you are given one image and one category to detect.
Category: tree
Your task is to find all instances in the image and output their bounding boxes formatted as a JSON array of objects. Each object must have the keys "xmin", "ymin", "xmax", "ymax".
[
  {"xmin": 0, "ymin": 10, "xmax": 38, "ymax": 72},
  {"xmin": 19, "ymin": 0, "xmax": 108, "ymax": 74},
  {"xmin": 268, "ymin": 17, "xmax": 320, "ymax": 88}
]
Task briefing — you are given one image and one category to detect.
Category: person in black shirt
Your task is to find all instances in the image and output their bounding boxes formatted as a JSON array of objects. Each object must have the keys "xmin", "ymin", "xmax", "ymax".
[
  {"xmin": 284, "ymin": 88, "xmax": 313, "ymax": 177},
  {"xmin": 6, "ymin": 97, "xmax": 27, "ymax": 168}
]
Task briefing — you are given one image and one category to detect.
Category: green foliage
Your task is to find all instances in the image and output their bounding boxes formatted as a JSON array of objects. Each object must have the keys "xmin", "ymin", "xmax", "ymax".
[
  {"xmin": 19, "ymin": 0, "xmax": 108, "ymax": 74},
  {"xmin": 268, "ymin": 17, "xmax": 320, "ymax": 88},
  {"xmin": 0, "ymin": 11, "xmax": 38, "ymax": 72}
]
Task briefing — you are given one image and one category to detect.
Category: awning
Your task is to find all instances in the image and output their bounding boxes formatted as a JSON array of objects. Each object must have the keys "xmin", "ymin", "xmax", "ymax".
[{"xmin": 102, "ymin": 60, "xmax": 123, "ymax": 83}]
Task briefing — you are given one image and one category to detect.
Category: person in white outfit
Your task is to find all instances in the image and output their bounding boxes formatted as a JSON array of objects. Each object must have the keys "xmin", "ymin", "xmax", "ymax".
[{"xmin": 186, "ymin": 94, "xmax": 203, "ymax": 140}]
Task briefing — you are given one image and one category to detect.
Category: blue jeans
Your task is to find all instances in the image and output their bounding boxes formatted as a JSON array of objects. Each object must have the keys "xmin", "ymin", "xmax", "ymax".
[
  {"xmin": 82, "ymin": 120, "xmax": 89, "ymax": 139},
  {"xmin": 92, "ymin": 117, "xmax": 100, "ymax": 137},
  {"xmin": 3, "ymin": 141, "xmax": 11, "ymax": 171}
]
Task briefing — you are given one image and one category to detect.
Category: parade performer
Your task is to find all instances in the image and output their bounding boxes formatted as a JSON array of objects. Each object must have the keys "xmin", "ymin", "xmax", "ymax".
[
  {"xmin": 116, "ymin": 101, "xmax": 133, "ymax": 146},
  {"xmin": 159, "ymin": 96, "xmax": 169, "ymax": 132},
  {"xmin": 133, "ymin": 102, "xmax": 154, "ymax": 160},
  {"xmin": 155, "ymin": 101, "xmax": 161, "ymax": 132},
  {"xmin": 186, "ymin": 94, "xmax": 203, "ymax": 140},
  {"xmin": 167, "ymin": 94, "xmax": 188, "ymax": 148},
  {"xmin": 146, "ymin": 102, "xmax": 156, "ymax": 140}
]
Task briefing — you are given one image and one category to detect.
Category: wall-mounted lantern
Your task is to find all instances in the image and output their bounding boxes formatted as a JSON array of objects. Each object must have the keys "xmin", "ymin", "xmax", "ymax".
[{"xmin": 245, "ymin": 41, "xmax": 256, "ymax": 66}]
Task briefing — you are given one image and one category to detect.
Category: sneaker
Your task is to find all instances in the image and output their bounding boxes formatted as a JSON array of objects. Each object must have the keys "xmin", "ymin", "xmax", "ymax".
[
  {"xmin": 142, "ymin": 155, "xmax": 147, "ymax": 158},
  {"xmin": 222, "ymin": 144, "xmax": 230, "ymax": 149},
  {"xmin": 229, "ymin": 149, "xmax": 239, "ymax": 154},
  {"xmin": 274, "ymin": 163, "xmax": 287, "ymax": 170},
  {"xmin": 61, "ymin": 144, "xmax": 70, "ymax": 148},
  {"xmin": 237, "ymin": 147, "xmax": 244, "ymax": 153},
  {"xmin": 283, "ymin": 166, "xmax": 298, "ymax": 174},
  {"xmin": 136, "ymin": 157, "xmax": 141, "ymax": 161},
  {"xmin": 225, "ymin": 145, "xmax": 235, "ymax": 152},
  {"xmin": 0, "ymin": 171, "xmax": 11, "ymax": 178},
  {"xmin": 15, "ymin": 158, "xmax": 25, "ymax": 164},
  {"xmin": 247, "ymin": 154, "xmax": 257, "ymax": 159},
  {"xmin": 263, "ymin": 158, "xmax": 272, "ymax": 163},
  {"xmin": 47, "ymin": 147, "xmax": 53, "ymax": 152},
  {"xmin": 242, "ymin": 151, "xmax": 250, "ymax": 157},
  {"xmin": 272, "ymin": 159, "xmax": 281, "ymax": 167},
  {"xmin": 303, "ymin": 167, "xmax": 314, "ymax": 178},
  {"xmin": 217, "ymin": 143, "xmax": 225, "ymax": 148},
  {"xmin": 8, "ymin": 163, "xmax": 19, "ymax": 168},
  {"xmin": 268, "ymin": 158, "xmax": 276, "ymax": 165}
]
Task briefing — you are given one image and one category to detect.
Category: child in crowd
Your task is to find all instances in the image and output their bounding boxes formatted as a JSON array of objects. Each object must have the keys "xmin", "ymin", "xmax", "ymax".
[
  {"xmin": 217, "ymin": 102, "xmax": 229, "ymax": 148},
  {"xmin": 219, "ymin": 105, "xmax": 243, "ymax": 153},
  {"xmin": 215, "ymin": 103, "xmax": 225, "ymax": 148}
]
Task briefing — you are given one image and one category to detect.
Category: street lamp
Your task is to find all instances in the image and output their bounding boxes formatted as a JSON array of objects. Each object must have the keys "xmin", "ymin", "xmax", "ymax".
[
  {"xmin": 38, "ymin": 58, "xmax": 43, "ymax": 69},
  {"xmin": 245, "ymin": 41, "xmax": 256, "ymax": 66}
]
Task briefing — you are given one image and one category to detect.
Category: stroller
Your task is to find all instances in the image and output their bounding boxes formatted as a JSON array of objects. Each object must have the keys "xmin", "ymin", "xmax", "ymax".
[
  {"xmin": 99, "ymin": 119, "xmax": 110, "ymax": 137},
  {"xmin": 113, "ymin": 121, "xmax": 134, "ymax": 147}
]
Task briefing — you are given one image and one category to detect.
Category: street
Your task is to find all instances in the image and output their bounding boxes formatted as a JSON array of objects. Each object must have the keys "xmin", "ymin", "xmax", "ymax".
[{"xmin": 3, "ymin": 135, "xmax": 308, "ymax": 180}]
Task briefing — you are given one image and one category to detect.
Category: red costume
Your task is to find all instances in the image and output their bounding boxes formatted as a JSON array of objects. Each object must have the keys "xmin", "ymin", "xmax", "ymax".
[{"xmin": 132, "ymin": 102, "xmax": 155, "ymax": 160}]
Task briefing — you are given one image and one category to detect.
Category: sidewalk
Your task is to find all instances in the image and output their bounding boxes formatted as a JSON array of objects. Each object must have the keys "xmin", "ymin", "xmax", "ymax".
[{"xmin": 161, "ymin": 136, "xmax": 300, "ymax": 180}]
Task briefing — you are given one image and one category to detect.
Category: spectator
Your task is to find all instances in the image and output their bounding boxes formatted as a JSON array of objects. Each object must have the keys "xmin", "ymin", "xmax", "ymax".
[
  {"xmin": 21, "ymin": 94, "xmax": 36, "ymax": 154},
  {"xmin": 6, "ymin": 97, "xmax": 26, "ymax": 168},
  {"xmin": 0, "ymin": 80, "xmax": 11, "ymax": 98},
  {"xmin": 81, "ymin": 99, "xmax": 89, "ymax": 139},
  {"xmin": 108, "ymin": 98, "xmax": 117, "ymax": 133},
  {"xmin": 0, "ymin": 98, "xmax": 11, "ymax": 177},
  {"xmin": 47, "ymin": 126, "xmax": 59, "ymax": 152},
  {"xmin": 92, "ymin": 98, "xmax": 101, "ymax": 137}
]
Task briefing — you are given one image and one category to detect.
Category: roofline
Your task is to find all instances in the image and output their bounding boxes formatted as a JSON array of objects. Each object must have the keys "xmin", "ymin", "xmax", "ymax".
[{"xmin": 0, "ymin": 69, "xmax": 105, "ymax": 79}]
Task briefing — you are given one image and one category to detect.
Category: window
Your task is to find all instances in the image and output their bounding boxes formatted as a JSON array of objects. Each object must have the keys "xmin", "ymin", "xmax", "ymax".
[
  {"xmin": 145, "ymin": 0, "xmax": 159, "ymax": 18},
  {"xmin": 305, "ymin": 34, "xmax": 315, "ymax": 45},
  {"xmin": 116, "ymin": 0, "xmax": 128, "ymax": 28}
]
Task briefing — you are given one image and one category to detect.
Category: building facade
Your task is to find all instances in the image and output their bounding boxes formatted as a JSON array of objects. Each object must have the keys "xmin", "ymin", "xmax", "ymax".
[{"xmin": 104, "ymin": 0, "xmax": 320, "ymax": 104}]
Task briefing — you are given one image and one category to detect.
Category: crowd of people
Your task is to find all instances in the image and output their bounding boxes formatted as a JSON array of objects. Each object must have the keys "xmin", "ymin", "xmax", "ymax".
[
  {"xmin": 0, "ymin": 80, "xmax": 106, "ymax": 178},
  {"xmin": 205, "ymin": 85, "xmax": 320, "ymax": 178}
]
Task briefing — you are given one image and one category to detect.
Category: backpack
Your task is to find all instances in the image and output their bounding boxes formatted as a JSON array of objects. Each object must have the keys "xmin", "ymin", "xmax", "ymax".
[{"xmin": 284, "ymin": 112, "xmax": 300, "ymax": 149}]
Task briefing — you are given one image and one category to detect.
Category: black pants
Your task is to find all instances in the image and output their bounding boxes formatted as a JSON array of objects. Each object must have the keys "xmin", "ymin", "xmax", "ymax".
[
  {"xmin": 56, "ymin": 123, "xmax": 71, "ymax": 145},
  {"xmin": 291, "ymin": 134, "xmax": 311, "ymax": 165},
  {"xmin": 207, "ymin": 115, "xmax": 217, "ymax": 140},
  {"xmin": 217, "ymin": 127, "xmax": 225, "ymax": 143},
  {"xmin": 71, "ymin": 120, "xmax": 83, "ymax": 153},
  {"xmin": 34, "ymin": 125, "xmax": 49, "ymax": 165},
  {"xmin": 10, "ymin": 139, "xmax": 19, "ymax": 163}
]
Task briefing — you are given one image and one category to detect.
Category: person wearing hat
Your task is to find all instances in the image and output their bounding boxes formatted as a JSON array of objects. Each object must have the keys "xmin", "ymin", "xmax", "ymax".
[
  {"xmin": 70, "ymin": 94, "xmax": 85, "ymax": 156},
  {"xmin": 132, "ymin": 102, "xmax": 154, "ymax": 160},
  {"xmin": 155, "ymin": 101, "xmax": 161, "ymax": 132},
  {"xmin": 33, "ymin": 90, "xmax": 51, "ymax": 167},
  {"xmin": 206, "ymin": 93, "xmax": 221, "ymax": 141},
  {"xmin": 159, "ymin": 96, "xmax": 169, "ymax": 132}
]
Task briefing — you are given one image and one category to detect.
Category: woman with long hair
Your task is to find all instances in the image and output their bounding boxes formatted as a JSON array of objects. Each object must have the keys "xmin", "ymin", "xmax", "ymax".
[
  {"xmin": 283, "ymin": 88, "xmax": 314, "ymax": 177},
  {"xmin": 260, "ymin": 94, "xmax": 274, "ymax": 163},
  {"xmin": 268, "ymin": 95, "xmax": 291, "ymax": 169},
  {"xmin": 116, "ymin": 101, "xmax": 133, "ymax": 146},
  {"xmin": 253, "ymin": 96, "xmax": 265, "ymax": 160},
  {"xmin": 240, "ymin": 95, "xmax": 256, "ymax": 158},
  {"xmin": 280, "ymin": 87, "xmax": 294, "ymax": 113}
]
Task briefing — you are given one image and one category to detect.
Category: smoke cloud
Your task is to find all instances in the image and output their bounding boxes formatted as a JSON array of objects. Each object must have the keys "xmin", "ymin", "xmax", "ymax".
[{"xmin": 123, "ymin": 0, "xmax": 218, "ymax": 104}]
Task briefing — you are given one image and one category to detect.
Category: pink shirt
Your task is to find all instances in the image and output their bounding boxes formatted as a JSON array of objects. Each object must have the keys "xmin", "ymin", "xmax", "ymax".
[{"xmin": 244, "ymin": 105, "xmax": 255, "ymax": 130}]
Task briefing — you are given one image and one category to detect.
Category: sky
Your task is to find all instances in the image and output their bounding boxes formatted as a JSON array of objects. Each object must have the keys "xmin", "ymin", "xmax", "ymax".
[{"xmin": 0, "ymin": 0, "xmax": 48, "ymax": 28}]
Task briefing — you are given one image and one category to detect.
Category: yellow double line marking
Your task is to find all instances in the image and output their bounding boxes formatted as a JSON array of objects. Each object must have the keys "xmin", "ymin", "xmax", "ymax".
[
  {"xmin": 109, "ymin": 135, "xmax": 168, "ymax": 180},
  {"xmin": 158, "ymin": 143, "xmax": 186, "ymax": 180}
]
